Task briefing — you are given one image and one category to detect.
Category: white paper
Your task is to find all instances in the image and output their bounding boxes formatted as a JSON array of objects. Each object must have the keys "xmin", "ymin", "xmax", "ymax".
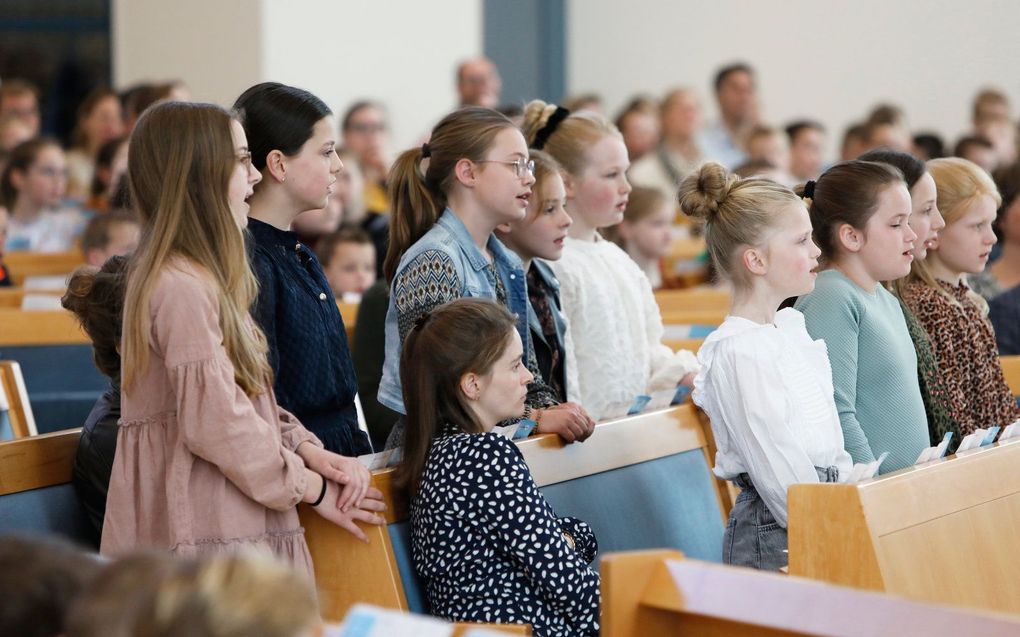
[
  {"xmin": 357, "ymin": 450, "xmax": 394, "ymax": 471},
  {"xmin": 20, "ymin": 294, "xmax": 63, "ymax": 310},
  {"xmin": 957, "ymin": 430, "xmax": 986, "ymax": 452},
  {"xmin": 492, "ymin": 423, "xmax": 519, "ymax": 439},
  {"xmin": 1001, "ymin": 422, "xmax": 1020, "ymax": 441}
]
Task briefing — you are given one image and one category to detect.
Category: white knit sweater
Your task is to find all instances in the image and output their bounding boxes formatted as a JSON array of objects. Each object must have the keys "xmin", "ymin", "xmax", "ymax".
[{"xmin": 549, "ymin": 235, "xmax": 700, "ymax": 420}]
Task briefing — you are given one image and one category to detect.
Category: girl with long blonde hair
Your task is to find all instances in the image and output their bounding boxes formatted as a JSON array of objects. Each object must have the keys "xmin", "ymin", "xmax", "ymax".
[{"xmin": 104, "ymin": 102, "xmax": 384, "ymax": 575}]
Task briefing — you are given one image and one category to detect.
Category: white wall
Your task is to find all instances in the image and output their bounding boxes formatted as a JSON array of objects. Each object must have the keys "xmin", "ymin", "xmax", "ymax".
[
  {"xmin": 113, "ymin": 0, "xmax": 483, "ymax": 150},
  {"xmin": 568, "ymin": 0, "xmax": 1020, "ymax": 156}
]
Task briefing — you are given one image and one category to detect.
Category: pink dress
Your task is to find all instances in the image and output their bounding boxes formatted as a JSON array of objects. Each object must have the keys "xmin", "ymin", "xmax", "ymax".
[{"xmin": 101, "ymin": 258, "xmax": 320, "ymax": 578}]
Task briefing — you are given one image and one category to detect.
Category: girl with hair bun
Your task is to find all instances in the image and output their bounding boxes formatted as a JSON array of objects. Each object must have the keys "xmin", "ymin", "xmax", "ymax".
[
  {"xmin": 900, "ymin": 157, "xmax": 1019, "ymax": 435},
  {"xmin": 683, "ymin": 162, "xmax": 851, "ymax": 571},
  {"xmin": 794, "ymin": 161, "xmax": 929, "ymax": 474},
  {"xmin": 520, "ymin": 100, "xmax": 698, "ymax": 421}
]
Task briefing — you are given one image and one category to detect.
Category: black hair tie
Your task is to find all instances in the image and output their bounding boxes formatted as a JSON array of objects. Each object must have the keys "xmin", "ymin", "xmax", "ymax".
[
  {"xmin": 531, "ymin": 106, "xmax": 570, "ymax": 151},
  {"xmin": 803, "ymin": 180, "xmax": 816, "ymax": 199},
  {"xmin": 414, "ymin": 312, "xmax": 432, "ymax": 331},
  {"xmin": 421, "ymin": 142, "xmax": 431, "ymax": 159}
]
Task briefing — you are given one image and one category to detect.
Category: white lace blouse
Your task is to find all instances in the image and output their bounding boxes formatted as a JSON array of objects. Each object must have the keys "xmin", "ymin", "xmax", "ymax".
[
  {"xmin": 549, "ymin": 235, "xmax": 699, "ymax": 421},
  {"xmin": 692, "ymin": 308, "xmax": 852, "ymax": 528}
]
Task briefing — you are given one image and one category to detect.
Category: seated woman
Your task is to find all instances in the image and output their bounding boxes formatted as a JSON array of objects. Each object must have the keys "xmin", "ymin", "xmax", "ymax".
[{"xmin": 398, "ymin": 298, "xmax": 600, "ymax": 637}]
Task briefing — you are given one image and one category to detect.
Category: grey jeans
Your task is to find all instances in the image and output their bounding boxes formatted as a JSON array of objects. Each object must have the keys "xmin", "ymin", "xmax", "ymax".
[{"xmin": 722, "ymin": 465, "xmax": 839, "ymax": 571}]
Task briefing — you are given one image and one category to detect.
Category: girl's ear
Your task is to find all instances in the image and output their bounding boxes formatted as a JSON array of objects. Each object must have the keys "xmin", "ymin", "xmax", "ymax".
[
  {"xmin": 741, "ymin": 246, "xmax": 768, "ymax": 276},
  {"xmin": 265, "ymin": 149, "xmax": 287, "ymax": 183},
  {"xmin": 459, "ymin": 372, "xmax": 480, "ymax": 401},
  {"xmin": 562, "ymin": 173, "xmax": 577, "ymax": 199},
  {"xmin": 8, "ymin": 168, "xmax": 25, "ymax": 192},
  {"xmin": 453, "ymin": 158, "xmax": 477, "ymax": 187},
  {"xmin": 836, "ymin": 223, "xmax": 864, "ymax": 253}
]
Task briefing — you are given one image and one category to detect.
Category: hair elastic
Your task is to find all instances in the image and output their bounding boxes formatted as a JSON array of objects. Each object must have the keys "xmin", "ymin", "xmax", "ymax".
[
  {"xmin": 531, "ymin": 106, "xmax": 570, "ymax": 151},
  {"xmin": 414, "ymin": 311, "xmax": 432, "ymax": 331},
  {"xmin": 803, "ymin": 180, "xmax": 816, "ymax": 200},
  {"xmin": 421, "ymin": 142, "xmax": 431, "ymax": 159}
]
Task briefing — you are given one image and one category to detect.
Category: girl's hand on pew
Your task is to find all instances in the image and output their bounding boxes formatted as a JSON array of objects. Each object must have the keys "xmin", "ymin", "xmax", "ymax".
[
  {"xmin": 537, "ymin": 403, "xmax": 596, "ymax": 443},
  {"xmin": 298, "ymin": 445, "xmax": 372, "ymax": 512},
  {"xmin": 314, "ymin": 481, "xmax": 387, "ymax": 542}
]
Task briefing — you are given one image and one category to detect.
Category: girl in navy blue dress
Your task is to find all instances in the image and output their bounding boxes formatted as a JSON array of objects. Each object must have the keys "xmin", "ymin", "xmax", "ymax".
[{"xmin": 397, "ymin": 298, "xmax": 600, "ymax": 636}]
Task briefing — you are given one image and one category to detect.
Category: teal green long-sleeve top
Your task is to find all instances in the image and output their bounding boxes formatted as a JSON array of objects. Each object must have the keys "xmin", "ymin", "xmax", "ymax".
[{"xmin": 794, "ymin": 269, "xmax": 929, "ymax": 474}]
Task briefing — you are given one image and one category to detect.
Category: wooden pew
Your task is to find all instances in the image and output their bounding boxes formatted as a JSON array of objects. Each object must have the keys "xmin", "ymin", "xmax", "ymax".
[
  {"xmin": 788, "ymin": 437, "xmax": 1020, "ymax": 615},
  {"xmin": 302, "ymin": 405, "xmax": 728, "ymax": 622},
  {"xmin": 0, "ymin": 360, "xmax": 37, "ymax": 438},
  {"xmin": 1000, "ymin": 354, "xmax": 1020, "ymax": 395},
  {"xmin": 5, "ymin": 251, "xmax": 83, "ymax": 287},
  {"xmin": 0, "ymin": 287, "xmax": 65, "ymax": 309},
  {"xmin": 0, "ymin": 308, "xmax": 89, "ymax": 346},
  {"xmin": 601, "ymin": 549, "xmax": 1020, "ymax": 636},
  {"xmin": 337, "ymin": 300, "xmax": 357, "ymax": 342},
  {"xmin": 654, "ymin": 288, "xmax": 731, "ymax": 315},
  {"xmin": 659, "ymin": 308, "xmax": 727, "ymax": 328}
]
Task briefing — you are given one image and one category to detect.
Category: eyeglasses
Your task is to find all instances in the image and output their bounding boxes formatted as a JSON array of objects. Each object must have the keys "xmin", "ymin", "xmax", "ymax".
[
  {"xmin": 477, "ymin": 158, "xmax": 535, "ymax": 179},
  {"xmin": 237, "ymin": 151, "xmax": 253, "ymax": 171}
]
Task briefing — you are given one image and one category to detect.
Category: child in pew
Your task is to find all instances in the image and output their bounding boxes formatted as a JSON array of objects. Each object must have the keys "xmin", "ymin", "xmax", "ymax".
[
  {"xmin": 106, "ymin": 101, "xmax": 385, "ymax": 576},
  {"xmin": 1, "ymin": 138, "xmax": 88, "ymax": 253},
  {"xmin": 602, "ymin": 186, "xmax": 678, "ymax": 290},
  {"xmin": 317, "ymin": 226, "xmax": 377, "ymax": 302},
  {"xmin": 494, "ymin": 150, "xmax": 574, "ymax": 403},
  {"xmin": 0, "ymin": 205, "xmax": 10, "ymax": 286},
  {"xmin": 520, "ymin": 101, "xmax": 699, "ymax": 421},
  {"xmin": 0, "ymin": 535, "xmax": 103, "ymax": 637},
  {"xmin": 81, "ymin": 209, "xmax": 140, "ymax": 268},
  {"xmin": 398, "ymin": 298, "xmax": 600, "ymax": 637},
  {"xmin": 66, "ymin": 551, "xmax": 322, "ymax": 637},
  {"xmin": 860, "ymin": 150, "xmax": 961, "ymax": 447},
  {"xmin": 681, "ymin": 163, "xmax": 852, "ymax": 572},
  {"xmin": 62, "ymin": 255, "xmax": 129, "ymax": 544},
  {"xmin": 794, "ymin": 161, "xmax": 930, "ymax": 473},
  {"xmin": 899, "ymin": 157, "xmax": 1019, "ymax": 434},
  {"xmin": 379, "ymin": 107, "xmax": 593, "ymax": 445},
  {"xmin": 234, "ymin": 82, "xmax": 371, "ymax": 457}
]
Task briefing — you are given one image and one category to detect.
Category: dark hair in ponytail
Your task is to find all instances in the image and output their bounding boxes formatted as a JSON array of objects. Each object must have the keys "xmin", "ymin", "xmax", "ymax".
[
  {"xmin": 61, "ymin": 255, "xmax": 130, "ymax": 382},
  {"xmin": 233, "ymin": 82, "xmax": 332, "ymax": 172},
  {"xmin": 384, "ymin": 107, "xmax": 514, "ymax": 282},
  {"xmin": 395, "ymin": 298, "xmax": 517, "ymax": 497},
  {"xmin": 797, "ymin": 160, "xmax": 904, "ymax": 260}
]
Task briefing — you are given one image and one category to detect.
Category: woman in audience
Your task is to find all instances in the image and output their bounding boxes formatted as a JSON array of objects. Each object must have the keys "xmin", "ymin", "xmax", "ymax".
[
  {"xmin": 860, "ymin": 149, "xmax": 960, "ymax": 448},
  {"xmin": 341, "ymin": 100, "xmax": 392, "ymax": 216},
  {"xmin": 61, "ymin": 255, "xmax": 129, "ymax": 544},
  {"xmin": 495, "ymin": 150, "xmax": 574, "ymax": 402},
  {"xmin": 900, "ymin": 157, "xmax": 1019, "ymax": 434},
  {"xmin": 104, "ymin": 101, "xmax": 384, "ymax": 574},
  {"xmin": 603, "ymin": 185, "xmax": 676, "ymax": 289},
  {"xmin": 86, "ymin": 137, "xmax": 128, "ymax": 214},
  {"xmin": 1, "ymin": 138, "xmax": 87, "ymax": 252},
  {"xmin": 682, "ymin": 162, "xmax": 852, "ymax": 571},
  {"xmin": 794, "ymin": 161, "xmax": 929, "ymax": 473},
  {"xmin": 234, "ymin": 82, "xmax": 372, "ymax": 457},
  {"xmin": 521, "ymin": 100, "xmax": 699, "ymax": 420},
  {"xmin": 399, "ymin": 298, "xmax": 600, "ymax": 636},
  {"xmin": 65, "ymin": 87, "xmax": 125, "ymax": 201},
  {"xmin": 379, "ymin": 106, "xmax": 593, "ymax": 445}
]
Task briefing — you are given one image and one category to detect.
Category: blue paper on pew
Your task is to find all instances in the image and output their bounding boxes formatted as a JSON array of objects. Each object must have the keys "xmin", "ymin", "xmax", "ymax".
[
  {"xmin": 337, "ymin": 604, "xmax": 450, "ymax": 637},
  {"xmin": 671, "ymin": 385, "xmax": 692, "ymax": 405},
  {"xmin": 981, "ymin": 426, "xmax": 1001, "ymax": 446},
  {"xmin": 627, "ymin": 395, "xmax": 652, "ymax": 415},
  {"xmin": 513, "ymin": 419, "xmax": 536, "ymax": 440}
]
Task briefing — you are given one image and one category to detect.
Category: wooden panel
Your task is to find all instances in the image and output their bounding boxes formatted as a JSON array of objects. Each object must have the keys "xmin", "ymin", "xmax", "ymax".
[
  {"xmin": 6, "ymin": 251, "xmax": 83, "ymax": 286},
  {"xmin": 1001, "ymin": 355, "xmax": 1020, "ymax": 395},
  {"xmin": 660, "ymin": 308, "xmax": 727, "ymax": 327},
  {"xmin": 0, "ymin": 287, "xmax": 64, "ymax": 308},
  {"xmin": 602, "ymin": 551, "xmax": 1020, "ymax": 637},
  {"xmin": 0, "ymin": 428, "xmax": 80, "ymax": 495},
  {"xmin": 517, "ymin": 405, "xmax": 707, "ymax": 488},
  {"xmin": 655, "ymin": 288, "xmax": 731, "ymax": 315},
  {"xmin": 788, "ymin": 439, "xmax": 1020, "ymax": 615},
  {"xmin": 0, "ymin": 361, "xmax": 37, "ymax": 437},
  {"xmin": 451, "ymin": 624, "xmax": 530, "ymax": 636},
  {"xmin": 0, "ymin": 308, "xmax": 89, "ymax": 346}
]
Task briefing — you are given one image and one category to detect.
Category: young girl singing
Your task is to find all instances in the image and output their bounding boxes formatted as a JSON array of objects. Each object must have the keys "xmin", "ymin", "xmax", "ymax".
[
  {"xmin": 521, "ymin": 101, "xmax": 698, "ymax": 420},
  {"xmin": 794, "ymin": 161, "xmax": 929, "ymax": 473},
  {"xmin": 378, "ymin": 107, "xmax": 593, "ymax": 444},
  {"xmin": 234, "ymin": 82, "xmax": 371, "ymax": 457},
  {"xmin": 900, "ymin": 157, "xmax": 1019, "ymax": 434},
  {"xmin": 399, "ymin": 298, "xmax": 600, "ymax": 636},
  {"xmin": 103, "ymin": 102, "xmax": 384, "ymax": 576},
  {"xmin": 683, "ymin": 163, "xmax": 852, "ymax": 571}
]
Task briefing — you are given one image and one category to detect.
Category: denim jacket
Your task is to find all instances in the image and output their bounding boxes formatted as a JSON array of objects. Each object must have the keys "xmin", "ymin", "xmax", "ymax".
[{"xmin": 378, "ymin": 209, "xmax": 530, "ymax": 414}]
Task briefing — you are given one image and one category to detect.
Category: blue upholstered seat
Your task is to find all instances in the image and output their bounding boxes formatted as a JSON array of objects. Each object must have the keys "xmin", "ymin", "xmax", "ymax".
[
  {"xmin": 0, "ymin": 483, "xmax": 96, "ymax": 548},
  {"xmin": 1, "ymin": 345, "xmax": 106, "ymax": 434}
]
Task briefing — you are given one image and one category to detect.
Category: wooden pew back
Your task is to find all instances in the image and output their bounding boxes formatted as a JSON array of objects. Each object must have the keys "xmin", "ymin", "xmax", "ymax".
[
  {"xmin": 1000, "ymin": 354, "xmax": 1020, "ymax": 396},
  {"xmin": 0, "ymin": 360, "xmax": 37, "ymax": 437},
  {"xmin": 788, "ymin": 438, "xmax": 1020, "ymax": 615},
  {"xmin": 6, "ymin": 251, "xmax": 83, "ymax": 287},
  {"xmin": 303, "ymin": 405, "xmax": 728, "ymax": 621},
  {"xmin": 601, "ymin": 550, "xmax": 1020, "ymax": 636}
]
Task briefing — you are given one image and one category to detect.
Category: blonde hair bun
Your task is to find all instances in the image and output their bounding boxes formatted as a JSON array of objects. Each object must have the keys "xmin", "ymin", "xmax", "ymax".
[{"xmin": 678, "ymin": 162, "xmax": 737, "ymax": 223}]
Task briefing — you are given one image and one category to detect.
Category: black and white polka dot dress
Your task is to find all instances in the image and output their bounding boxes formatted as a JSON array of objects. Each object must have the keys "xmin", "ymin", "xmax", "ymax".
[{"xmin": 411, "ymin": 429, "xmax": 601, "ymax": 636}]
